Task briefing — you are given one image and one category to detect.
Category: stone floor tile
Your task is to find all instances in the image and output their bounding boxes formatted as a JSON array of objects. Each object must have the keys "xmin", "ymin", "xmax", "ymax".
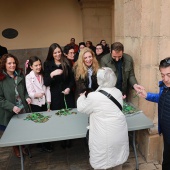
[
  {"xmin": 47, "ymin": 163, "xmax": 70, "ymax": 170},
  {"xmin": 155, "ymin": 164, "xmax": 162, "ymax": 170},
  {"xmin": 28, "ymin": 161, "xmax": 48, "ymax": 170},
  {"xmin": 70, "ymin": 163, "xmax": 92, "ymax": 170},
  {"xmin": 122, "ymin": 163, "xmax": 136, "ymax": 170},
  {"xmin": 139, "ymin": 163, "xmax": 157, "ymax": 170},
  {"xmin": 48, "ymin": 155, "xmax": 68, "ymax": 165},
  {"xmin": 0, "ymin": 138, "xmax": 162, "ymax": 170},
  {"xmin": 0, "ymin": 161, "xmax": 9, "ymax": 170}
]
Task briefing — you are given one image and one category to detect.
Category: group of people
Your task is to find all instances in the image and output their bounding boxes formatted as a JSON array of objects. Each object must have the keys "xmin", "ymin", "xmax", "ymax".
[
  {"xmin": 67, "ymin": 38, "xmax": 110, "ymax": 63},
  {"xmin": 0, "ymin": 39, "xmax": 169, "ymax": 170}
]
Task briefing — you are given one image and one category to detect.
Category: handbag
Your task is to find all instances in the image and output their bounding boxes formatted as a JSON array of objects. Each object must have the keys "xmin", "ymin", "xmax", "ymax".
[{"xmin": 99, "ymin": 90, "xmax": 122, "ymax": 111}]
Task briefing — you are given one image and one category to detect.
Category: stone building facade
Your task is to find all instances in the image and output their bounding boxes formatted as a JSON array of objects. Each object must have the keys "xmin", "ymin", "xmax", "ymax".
[{"xmin": 1, "ymin": 0, "xmax": 170, "ymax": 163}]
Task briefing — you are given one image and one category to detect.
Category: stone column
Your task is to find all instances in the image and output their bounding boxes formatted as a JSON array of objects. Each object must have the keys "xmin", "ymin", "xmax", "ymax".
[
  {"xmin": 113, "ymin": 0, "xmax": 170, "ymax": 163},
  {"xmin": 79, "ymin": 0, "xmax": 113, "ymax": 45}
]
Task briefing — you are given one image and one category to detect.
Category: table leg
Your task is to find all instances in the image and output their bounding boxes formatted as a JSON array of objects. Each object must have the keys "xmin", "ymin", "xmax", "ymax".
[
  {"xmin": 132, "ymin": 131, "xmax": 139, "ymax": 170},
  {"xmin": 19, "ymin": 145, "xmax": 24, "ymax": 170}
]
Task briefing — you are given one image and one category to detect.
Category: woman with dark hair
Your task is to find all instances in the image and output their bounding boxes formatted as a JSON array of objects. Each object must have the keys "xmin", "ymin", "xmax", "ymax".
[
  {"xmin": 25, "ymin": 56, "xmax": 52, "ymax": 152},
  {"xmin": 63, "ymin": 45, "xmax": 75, "ymax": 67},
  {"xmin": 74, "ymin": 42, "xmax": 86, "ymax": 62},
  {"xmin": 86, "ymin": 41, "xmax": 96, "ymax": 54},
  {"xmin": 95, "ymin": 43, "xmax": 105, "ymax": 65},
  {"xmin": 0, "ymin": 53, "xmax": 31, "ymax": 157},
  {"xmin": 44, "ymin": 43, "xmax": 75, "ymax": 148},
  {"xmin": 100, "ymin": 39, "xmax": 110, "ymax": 54},
  {"xmin": 44, "ymin": 43, "xmax": 75, "ymax": 110}
]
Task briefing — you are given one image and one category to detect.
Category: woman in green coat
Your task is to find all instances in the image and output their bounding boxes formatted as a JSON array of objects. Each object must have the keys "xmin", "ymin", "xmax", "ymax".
[{"xmin": 0, "ymin": 54, "xmax": 31, "ymax": 157}]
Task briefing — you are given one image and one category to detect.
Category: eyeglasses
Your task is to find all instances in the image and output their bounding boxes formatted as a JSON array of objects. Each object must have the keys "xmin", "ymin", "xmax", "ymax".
[{"xmin": 96, "ymin": 48, "xmax": 102, "ymax": 50}]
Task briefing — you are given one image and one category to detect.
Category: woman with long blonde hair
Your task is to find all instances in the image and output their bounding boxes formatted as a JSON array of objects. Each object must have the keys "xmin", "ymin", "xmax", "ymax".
[{"xmin": 73, "ymin": 47, "xmax": 99, "ymax": 102}]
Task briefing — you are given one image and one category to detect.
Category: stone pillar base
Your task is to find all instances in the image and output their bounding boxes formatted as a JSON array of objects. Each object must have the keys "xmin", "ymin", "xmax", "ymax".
[{"xmin": 136, "ymin": 129, "xmax": 163, "ymax": 163}]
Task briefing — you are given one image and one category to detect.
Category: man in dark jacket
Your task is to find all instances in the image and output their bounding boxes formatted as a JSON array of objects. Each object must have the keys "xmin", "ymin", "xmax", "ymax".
[
  {"xmin": 0, "ymin": 45, "xmax": 8, "ymax": 58},
  {"xmin": 100, "ymin": 42, "xmax": 142, "ymax": 98}
]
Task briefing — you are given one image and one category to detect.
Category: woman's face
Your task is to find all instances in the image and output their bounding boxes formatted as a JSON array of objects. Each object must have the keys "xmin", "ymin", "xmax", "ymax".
[
  {"xmin": 5, "ymin": 57, "xmax": 16, "ymax": 74},
  {"xmin": 79, "ymin": 45, "xmax": 85, "ymax": 51},
  {"xmin": 66, "ymin": 49, "xmax": 74, "ymax": 60},
  {"xmin": 83, "ymin": 52, "xmax": 93, "ymax": 67},
  {"xmin": 53, "ymin": 47, "xmax": 62, "ymax": 61},
  {"xmin": 30, "ymin": 60, "xmax": 42, "ymax": 74}
]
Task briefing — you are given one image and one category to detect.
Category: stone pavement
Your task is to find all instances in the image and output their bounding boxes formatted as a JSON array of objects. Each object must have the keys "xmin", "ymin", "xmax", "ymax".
[{"xmin": 0, "ymin": 137, "xmax": 162, "ymax": 170}]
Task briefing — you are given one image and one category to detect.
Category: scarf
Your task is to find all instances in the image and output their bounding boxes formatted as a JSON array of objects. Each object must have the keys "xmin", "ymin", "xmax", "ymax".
[{"xmin": 87, "ymin": 67, "xmax": 93, "ymax": 88}]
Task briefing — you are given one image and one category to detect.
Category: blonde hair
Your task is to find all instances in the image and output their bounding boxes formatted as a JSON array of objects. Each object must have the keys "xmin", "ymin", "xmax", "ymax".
[{"xmin": 73, "ymin": 47, "xmax": 99, "ymax": 80}]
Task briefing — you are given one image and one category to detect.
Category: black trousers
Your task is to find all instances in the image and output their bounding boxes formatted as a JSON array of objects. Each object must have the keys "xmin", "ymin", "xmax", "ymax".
[
  {"xmin": 30, "ymin": 104, "xmax": 47, "ymax": 112},
  {"xmin": 162, "ymin": 138, "xmax": 170, "ymax": 170}
]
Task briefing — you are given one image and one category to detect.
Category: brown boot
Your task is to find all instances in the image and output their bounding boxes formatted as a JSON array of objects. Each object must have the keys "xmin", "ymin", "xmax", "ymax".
[{"xmin": 13, "ymin": 146, "xmax": 20, "ymax": 158}]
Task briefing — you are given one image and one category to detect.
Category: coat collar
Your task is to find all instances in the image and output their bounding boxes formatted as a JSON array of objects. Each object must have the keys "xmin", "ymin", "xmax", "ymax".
[
  {"xmin": 29, "ymin": 70, "xmax": 43, "ymax": 88},
  {"xmin": 0, "ymin": 69, "xmax": 22, "ymax": 81}
]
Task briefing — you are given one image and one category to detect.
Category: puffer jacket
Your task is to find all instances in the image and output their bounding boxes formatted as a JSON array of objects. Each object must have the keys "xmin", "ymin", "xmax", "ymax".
[
  {"xmin": 0, "ymin": 69, "xmax": 29, "ymax": 126},
  {"xmin": 145, "ymin": 81, "xmax": 164, "ymax": 134},
  {"xmin": 77, "ymin": 87, "xmax": 129, "ymax": 169}
]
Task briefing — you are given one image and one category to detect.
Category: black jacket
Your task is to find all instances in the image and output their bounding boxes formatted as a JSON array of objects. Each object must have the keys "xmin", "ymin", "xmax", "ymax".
[{"xmin": 44, "ymin": 60, "xmax": 75, "ymax": 110}]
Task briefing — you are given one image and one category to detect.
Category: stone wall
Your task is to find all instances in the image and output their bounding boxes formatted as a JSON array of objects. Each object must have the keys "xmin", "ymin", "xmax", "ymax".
[
  {"xmin": 9, "ymin": 48, "xmax": 48, "ymax": 71},
  {"xmin": 79, "ymin": 0, "xmax": 113, "ymax": 45},
  {"xmin": 114, "ymin": 0, "xmax": 170, "ymax": 163}
]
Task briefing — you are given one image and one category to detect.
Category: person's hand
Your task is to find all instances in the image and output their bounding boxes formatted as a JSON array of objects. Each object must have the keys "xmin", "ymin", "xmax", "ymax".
[
  {"xmin": 13, "ymin": 106, "xmax": 21, "ymax": 114},
  {"xmin": 80, "ymin": 91, "xmax": 86, "ymax": 96},
  {"xmin": 50, "ymin": 69, "xmax": 63, "ymax": 78},
  {"xmin": 62, "ymin": 88, "xmax": 70, "ymax": 95},
  {"xmin": 133, "ymin": 84, "xmax": 145, "ymax": 93},
  {"xmin": 26, "ymin": 98, "xmax": 32, "ymax": 104},
  {"xmin": 122, "ymin": 94, "xmax": 126, "ymax": 99},
  {"xmin": 34, "ymin": 93, "xmax": 44, "ymax": 98},
  {"xmin": 138, "ymin": 89, "xmax": 147, "ymax": 98}
]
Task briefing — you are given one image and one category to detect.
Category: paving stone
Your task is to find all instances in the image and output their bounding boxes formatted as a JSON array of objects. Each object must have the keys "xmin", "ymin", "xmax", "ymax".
[
  {"xmin": 0, "ymin": 138, "xmax": 162, "ymax": 170},
  {"xmin": 48, "ymin": 163, "xmax": 70, "ymax": 170},
  {"xmin": 70, "ymin": 163, "xmax": 92, "ymax": 170},
  {"xmin": 155, "ymin": 164, "xmax": 162, "ymax": 170},
  {"xmin": 139, "ymin": 163, "xmax": 157, "ymax": 170},
  {"xmin": 0, "ymin": 161, "xmax": 9, "ymax": 170},
  {"xmin": 48, "ymin": 154, "xmax": 68, "ymax": 165},
  {"xmin": 122, "ymin": 163, "xmax": 136, "ymax": 170},
  {"xmin": 28, "ymin": 161, "xmax": 48, "ymax": 170}
]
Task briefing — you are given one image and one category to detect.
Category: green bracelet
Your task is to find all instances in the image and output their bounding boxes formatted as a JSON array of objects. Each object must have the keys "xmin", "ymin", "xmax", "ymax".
[{"xmin": 47, "ymin": 103, "xmax": 50, "ymax": 110}]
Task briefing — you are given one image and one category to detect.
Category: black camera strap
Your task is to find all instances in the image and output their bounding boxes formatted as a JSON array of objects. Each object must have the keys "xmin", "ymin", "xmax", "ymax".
[{"xmin": 99, "ymin": 90, "xmax": 123, "ymax": 111}]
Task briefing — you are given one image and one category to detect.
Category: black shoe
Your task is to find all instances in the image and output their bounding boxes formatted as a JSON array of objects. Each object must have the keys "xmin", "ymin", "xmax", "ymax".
[
  {"xmin": 42, "ymin": 143, "xmax": 53, "ymax": 152},
  {"xmin": 37, "ymin": 143, "xmax": 53, "ymax": 152}
]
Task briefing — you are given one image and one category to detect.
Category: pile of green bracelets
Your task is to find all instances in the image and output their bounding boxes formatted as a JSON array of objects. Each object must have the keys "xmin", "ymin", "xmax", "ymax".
[
  {"xmin": 24, "ymin": 113, "xmax": 51, "ymax": 123},
  {"xmin": 55, "ymin": 108, "xmax": 77, "ymax": 116},
  {"xmin": 122, "ymin": 101, "xmax": 139, "ymax": 115},
  {"xmin": 55, "ymin": 95, "xmax": 77, "ymax": 116}
]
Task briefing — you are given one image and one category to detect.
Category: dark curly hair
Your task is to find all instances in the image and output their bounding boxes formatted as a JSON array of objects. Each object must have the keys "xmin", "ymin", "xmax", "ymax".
[{"xmin": 0, "ymin": 53, "xmax": 19, "ymax": 72}]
